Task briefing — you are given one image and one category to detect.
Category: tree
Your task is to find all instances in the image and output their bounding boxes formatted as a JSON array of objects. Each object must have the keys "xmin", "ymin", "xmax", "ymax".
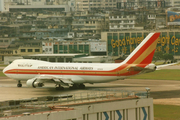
[
  {"xmin": 153, "ymin": 52, "xmax": 174, "ymax": 64},
  {"xmin": 153, "ymin": 51, "xmax": 164, "ymax": 63},
  {"xmin": 162, "ymin": 53, "xmax": 174, "ymax": 63}
]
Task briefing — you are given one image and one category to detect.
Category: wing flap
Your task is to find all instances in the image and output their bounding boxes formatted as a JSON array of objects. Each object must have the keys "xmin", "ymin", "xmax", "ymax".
[
  {"xmin": 35, "ymin": 75, "xmax": 74, "ymax": 86},
  {"xmin": 60, "ymin": 78, "xmax": 74, "ymax": 84}
]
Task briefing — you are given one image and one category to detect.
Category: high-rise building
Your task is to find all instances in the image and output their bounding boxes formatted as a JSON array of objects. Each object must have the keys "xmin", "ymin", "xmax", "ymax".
[
  {"xmin": 168, "ymin": 0, "xmax": 180, "ymax": 7},
  {"xmin": 0, "ymin": 0, "xmax": 4, "ymax": 12},
  {"xmin": 74, "ymin": 0, "xmax": 118, "ymax": 11}
]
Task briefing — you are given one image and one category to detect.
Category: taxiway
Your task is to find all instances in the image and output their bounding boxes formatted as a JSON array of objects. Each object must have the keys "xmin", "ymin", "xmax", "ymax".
[{"xmin": 1, "ymin": 76, "xmax": 180, "ymax": 106}]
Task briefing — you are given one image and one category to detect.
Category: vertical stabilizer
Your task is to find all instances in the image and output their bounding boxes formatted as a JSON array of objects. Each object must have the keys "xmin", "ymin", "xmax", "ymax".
[{"xmin": 123, "ymin": 33, "xmax": 160, "ymax": 65}]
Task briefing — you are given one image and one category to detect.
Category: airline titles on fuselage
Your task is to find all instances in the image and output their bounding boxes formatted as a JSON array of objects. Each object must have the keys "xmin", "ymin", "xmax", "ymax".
[
  {"xmin": 18, "ymin": 63, "xmax": 32, "ymax": 67},
  {"xmin": 37, "ymin": 66, "xmax": 94, "ymax": 70}
]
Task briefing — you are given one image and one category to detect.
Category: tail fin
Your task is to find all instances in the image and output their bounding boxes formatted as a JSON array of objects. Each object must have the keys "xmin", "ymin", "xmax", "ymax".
[{"xmin": 123, "ymin": 32, "xmax": 160, "ymax": 65}]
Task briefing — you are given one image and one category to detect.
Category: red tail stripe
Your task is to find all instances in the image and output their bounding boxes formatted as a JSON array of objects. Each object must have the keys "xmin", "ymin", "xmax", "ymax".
[
  {"xmin": 140, "ymin": 49, "xmax": 156, "ymax": 65},
  {"xmin": 126, "ymin": 33, "xmax": 160, "ymax": 64},
  {"xmin": 111, "ymin": 64, "xmax": 128, "ymax": 71}
]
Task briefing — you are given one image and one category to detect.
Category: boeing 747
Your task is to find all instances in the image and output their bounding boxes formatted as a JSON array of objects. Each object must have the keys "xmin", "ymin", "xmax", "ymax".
[{"xmin": 3, "ymin": 33, "xmax": 160, "ymax": 90}]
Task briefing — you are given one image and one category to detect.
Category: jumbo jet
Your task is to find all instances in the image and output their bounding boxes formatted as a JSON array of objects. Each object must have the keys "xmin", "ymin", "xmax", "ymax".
[{"xmin": 3, "ymin": 33, "xmax": 161, "ymax": 90}]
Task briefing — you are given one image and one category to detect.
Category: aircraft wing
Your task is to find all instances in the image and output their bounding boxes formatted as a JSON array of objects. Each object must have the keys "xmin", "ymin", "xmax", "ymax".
[
  {"xmin": 156, "ymin": 63, "xmax": 178, "ymax": 70},
  {"xmin": 26, "ymin": 75, "xmax": 74, "ymax": 88}
]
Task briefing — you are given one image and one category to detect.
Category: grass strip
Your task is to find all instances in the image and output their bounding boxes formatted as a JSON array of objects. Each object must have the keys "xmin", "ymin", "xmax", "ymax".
[
  {"xmin": 0, "ymin": 71, "xmax": 5, "ymax": 77},
  {"xmin": 154, "ymin": 104, "xmax": 180, "ymax": 120},
  {"xmin": 130, "ymin": 69, "xmax": 180, "ymax": 80}
]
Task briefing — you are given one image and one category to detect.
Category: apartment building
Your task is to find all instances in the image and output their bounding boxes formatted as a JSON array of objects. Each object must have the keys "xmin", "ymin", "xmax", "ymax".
[
  {"xmin": 168, "ymin": 0, "xmax": 180, "ymax": 7},
  {"xmin": 74, "ymin": 0, "xmax": 118, "ymax": 11},
  {"xmin": 2, "ymin": 0, "xmax": 172, "ymax": 13},
  {"xmin": 0, "ymin": 39, "xmax": 42, "ymax": 61},
  {"xmin": 9, "ymin": 40, "xmax": 42, "ymax": 55},
  {"xmin": 14, "ymin": 13, "xmax": 72, "ymax": 39},
  {"xmin": 72, "ymin": 11, "xmax": 108, "ymax": 38},
  {"xmin": 3, "ymin": 0, "xmax": 118, "ymax": 12},
  {"xmin": 109, "ymin": 14, "xmax": 138, "ymax": 31},
  {"xmin": 1, "ymin": 0, "xmax": 180, "ymax": 61},
  {"xmin": 0, "ymin": 37, "xmax": 17, "ymax": 61},
  {"xmin": 0, "ymin": 0, "xmax": 4, "ymax": 12},
  {"xmin": 3, "ymin": 0, "xmax": 70, "ymax": 12},
  {"xmin": 117, "ymin": 0, "xmax": 168, "ymax": 10}
]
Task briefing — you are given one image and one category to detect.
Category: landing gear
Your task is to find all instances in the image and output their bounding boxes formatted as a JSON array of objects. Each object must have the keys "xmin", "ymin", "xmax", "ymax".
[
  {"xmin": 17, "ymin": 80, "xmax": 22, "ymax": 87},
  {"xmin": 70, "ymin": 84, "xmax": 85, "ymax": 89},
  {"xmin": 55, "ymin": 84, "xmax": 85, "ymax": 90},
  {"xmin": 56, "ymin": 84, "xmax": 64, "ymax": 90},
  {"xmin": 37, "ymin": 83, "xmax": 44, "ymax": 87},
  {"xmin": 70, "ymin": 84, "xmax": 78, "ymax": 89},
  {"xmin": 79, "ymin": 84, "xmax": 85, "ymax": 89}
]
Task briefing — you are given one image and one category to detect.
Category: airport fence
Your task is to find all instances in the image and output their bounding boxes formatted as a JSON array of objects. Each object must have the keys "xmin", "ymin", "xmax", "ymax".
[{"xmin": 0, "ymin": 89, "xmax": 148, "ymax": 117}]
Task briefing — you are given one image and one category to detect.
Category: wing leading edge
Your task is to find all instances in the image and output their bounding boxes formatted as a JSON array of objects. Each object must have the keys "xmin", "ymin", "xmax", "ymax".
[{"xmin": 26, "ymin": 75, "xmax": 74, "ymax": 88}]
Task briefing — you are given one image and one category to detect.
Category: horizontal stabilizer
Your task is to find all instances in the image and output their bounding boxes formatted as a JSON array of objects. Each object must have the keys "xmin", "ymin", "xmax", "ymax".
[
  {"xmin": 127, "ymin": 66, "xmax": 155, "ymax": 73},
  {"xmin": 127, "ymin": 66, "xmax": 145, "ymax": 71},
  {"xmin": 156, "ymin": 63, "xmax": 178, "ymax": 70}
]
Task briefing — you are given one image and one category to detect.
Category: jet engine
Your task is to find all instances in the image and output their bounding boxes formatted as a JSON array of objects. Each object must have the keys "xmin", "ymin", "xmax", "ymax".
[
  {"xmin": 26, "ymin": 78, "xmax": 44, "ymax": 88},
  {"xmin": 144, "ymin": 64, "xmax": 156, "ymax": 73}
]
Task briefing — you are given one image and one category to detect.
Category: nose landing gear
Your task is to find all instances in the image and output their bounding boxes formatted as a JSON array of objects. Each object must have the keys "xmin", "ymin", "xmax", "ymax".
[{"xmin": 17, "ymin": 80, "xmax": 22, "ymax": 87}]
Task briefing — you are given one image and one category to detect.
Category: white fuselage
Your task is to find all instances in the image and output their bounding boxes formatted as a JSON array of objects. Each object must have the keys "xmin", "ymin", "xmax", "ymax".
[{"xmin": 3, "ymin": 59, "xmax": 130, "ymax": 84}]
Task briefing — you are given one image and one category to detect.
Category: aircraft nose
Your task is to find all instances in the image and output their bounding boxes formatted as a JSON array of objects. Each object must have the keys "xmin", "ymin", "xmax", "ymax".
[{"xmin": 3, "ymin": 66, "xmax": 8, "ymax": 74}]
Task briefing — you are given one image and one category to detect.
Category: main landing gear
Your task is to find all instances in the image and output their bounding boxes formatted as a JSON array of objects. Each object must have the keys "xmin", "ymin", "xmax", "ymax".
[
  {"xmin": 56, "ymin": 84, "xmax": 64, "ymax": 90},
  {"xmin": 70, "ymin": 83, "xmax": 85, "ymax": 89},
  {"xmin": 17, "ymin": 80, "xmax": 22, "ymax": 87},
  {"xmin": 79, "ymin": 83, "xmax": 85, "ymax": 89},
  {"xmin": 55, "ymin": 84, "xmax": 85, "ymax": 90}
]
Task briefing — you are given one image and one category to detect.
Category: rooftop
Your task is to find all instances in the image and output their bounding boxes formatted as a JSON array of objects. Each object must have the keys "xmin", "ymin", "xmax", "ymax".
[
  {"xmin": 0, "ymin": 89, "xmax": 147, "ymax": 118},
  {"xmin": 25, "ymin": 54, "xmax": 85, "ymax": 57}
]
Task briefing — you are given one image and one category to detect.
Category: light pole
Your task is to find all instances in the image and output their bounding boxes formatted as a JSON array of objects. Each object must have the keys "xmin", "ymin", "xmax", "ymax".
[{"xmin": 145, "ymin": 87, "xmax": 150, "ymax": 98}]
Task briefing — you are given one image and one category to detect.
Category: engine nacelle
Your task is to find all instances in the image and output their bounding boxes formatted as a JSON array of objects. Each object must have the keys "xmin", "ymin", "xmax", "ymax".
[
  {"xmin": 26, "ymin": 78, "xmax": 44, "ymax": 88},
  {"xmin": 144, "ymin": 63, "xmax": 156, "ymax": 73}
]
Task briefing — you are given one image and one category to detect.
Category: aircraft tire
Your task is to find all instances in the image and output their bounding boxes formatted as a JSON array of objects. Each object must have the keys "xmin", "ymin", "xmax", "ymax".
[
  {"xmin": 73, "ymin": 84, "xmax": 79, "ymax": 89},
  {"xmin": 79, "ymin": 84, "xmax": 85, "ymax": 89},
  {"xmin": 56, "ymin": 87, "xmax": 64, "ymax": 90},
  {"xmin": 17, "ymin": 84, "xmax": 22, "ymax": 87},
  {"xmin": 70, "ymin": 84, "xmax": 85, "ymax": 89}
]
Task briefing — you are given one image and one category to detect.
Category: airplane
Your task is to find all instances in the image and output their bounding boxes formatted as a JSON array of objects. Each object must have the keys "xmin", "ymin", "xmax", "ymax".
[{"xmin": 3, "ymin": 32, "xmax": 161, "ymax": 90}]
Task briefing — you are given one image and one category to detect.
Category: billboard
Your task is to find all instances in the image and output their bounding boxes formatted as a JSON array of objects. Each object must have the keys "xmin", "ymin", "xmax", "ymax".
[
  {"xmin": 90, "ymin": 42, "xmax": 106, "ymax": 52},
  {"xmin": 107, "ymin": 32, "xmax": 180, "ymax": 56},
  {"xmin": 167, "ymin": 11, "xmax": 180, "ymax": 25}
]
